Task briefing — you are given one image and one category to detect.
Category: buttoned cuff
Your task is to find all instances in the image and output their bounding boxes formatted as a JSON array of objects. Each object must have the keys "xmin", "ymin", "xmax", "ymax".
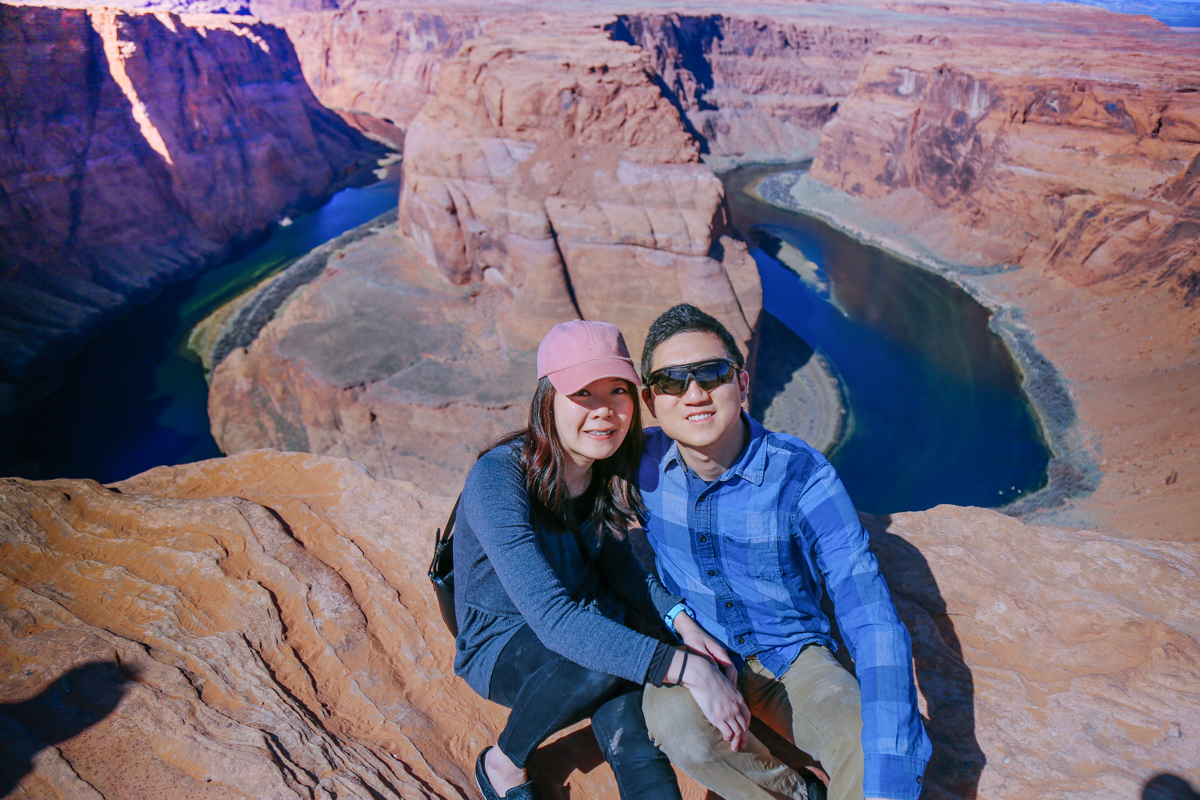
[{"xmin": 863, "ymin": 754, "xmax": 927, "ymax": 800}]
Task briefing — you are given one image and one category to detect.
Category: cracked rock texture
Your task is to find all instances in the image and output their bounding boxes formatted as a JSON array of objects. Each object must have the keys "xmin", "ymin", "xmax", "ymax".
[{"xmin": 1, "ymin": 452, "xmax": 1197, "ymax": 799}]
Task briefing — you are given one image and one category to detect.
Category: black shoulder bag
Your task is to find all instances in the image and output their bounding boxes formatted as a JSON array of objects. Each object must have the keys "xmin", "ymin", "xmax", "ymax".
[{"xmin": 427, "ymin": 495, "xmax": 461, "ymax": 637}]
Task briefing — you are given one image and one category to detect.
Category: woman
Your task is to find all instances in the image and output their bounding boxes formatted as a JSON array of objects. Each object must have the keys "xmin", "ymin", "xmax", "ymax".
[{"xmin": 453, "ymin": 319, "xmax": 750, "ymax": 800}]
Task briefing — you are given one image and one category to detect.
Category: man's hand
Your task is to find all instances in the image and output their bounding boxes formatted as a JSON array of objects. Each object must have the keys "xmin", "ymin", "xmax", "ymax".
[
  {"xmin": 673, "ymin": 612, "xmax": 738, "ymax": 684},
  {"xmin": 671, "ymin": 649, "xmax": 752, "ymax": 752}
]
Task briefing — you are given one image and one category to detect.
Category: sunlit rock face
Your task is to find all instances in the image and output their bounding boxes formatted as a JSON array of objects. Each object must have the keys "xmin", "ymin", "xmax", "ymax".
[
  {"xmin": 398, "ymin": 23, "xmax": 758, "ymax": 352},
  {"xmin": 1, "ymin": 452, "xmax": 1196, "ymax": 798},
  {"xmin": 0, "ymin": 5, "xmax": 383, "ymax": 436},
  {"xmin": 205, "ymin": 23, "xmax": 761, "ymax": 494}
]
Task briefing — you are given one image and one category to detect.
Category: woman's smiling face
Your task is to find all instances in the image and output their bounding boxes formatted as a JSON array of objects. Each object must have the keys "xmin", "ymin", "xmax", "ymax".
[{"xmin": 553, "ymin": 376, "xmax": 635, "ymax": 471}]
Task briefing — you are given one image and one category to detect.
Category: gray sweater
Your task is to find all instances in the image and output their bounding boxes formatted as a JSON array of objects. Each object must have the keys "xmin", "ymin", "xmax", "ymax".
[{"xmin": 452, "ymin": 441, "xmax": 682, "ymax": 698}]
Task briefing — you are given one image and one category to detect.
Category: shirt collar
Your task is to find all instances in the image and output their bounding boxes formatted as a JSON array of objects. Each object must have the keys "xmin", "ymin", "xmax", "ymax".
[{"xmin": 660, "ymin": 412, "xmax": 767, "ymax": 487}]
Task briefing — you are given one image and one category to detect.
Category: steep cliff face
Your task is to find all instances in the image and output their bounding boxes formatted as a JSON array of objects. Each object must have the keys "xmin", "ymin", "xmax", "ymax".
[
  {"xmin": 2, "ymin": 451, "xmax": 1197, "ymax": 798},
  {"xmin": 606, "ymin": 13, "xmax": 886, "ymax": 164},
  {"xmin": 0, "ymin": 5, "xmax": 383, "ymax": 427},
  {"xmin": 204, "ymin": 24, "xmax": 761, "ymax": 493},
  {"xmin": 270, "ymin": 7, "xmax": 484, "ymax": 148}
]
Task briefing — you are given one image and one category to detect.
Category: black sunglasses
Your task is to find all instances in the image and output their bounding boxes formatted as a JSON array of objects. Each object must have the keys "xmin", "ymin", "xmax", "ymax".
[{"xmin": 647, "ymin": 359, "xmax": 739, "ymax": 396}]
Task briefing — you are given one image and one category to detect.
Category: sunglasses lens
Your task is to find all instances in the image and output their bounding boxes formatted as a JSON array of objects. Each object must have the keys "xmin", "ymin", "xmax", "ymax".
[
  {"xmin": 649, "ymin": 361, "xmax": 735, "ymax": 396},
  {"xmin": 692, "ymin": 361, "xmax": 733, "ymax": 388}
]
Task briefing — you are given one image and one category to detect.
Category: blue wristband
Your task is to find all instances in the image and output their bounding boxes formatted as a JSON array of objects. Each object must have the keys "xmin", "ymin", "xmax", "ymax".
[{"xmin": 663, "ymin": 602, "xmax": 695, "ymax": 634}]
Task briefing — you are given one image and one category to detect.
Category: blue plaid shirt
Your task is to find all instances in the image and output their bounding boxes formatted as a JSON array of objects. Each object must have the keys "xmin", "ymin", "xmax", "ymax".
[{"xmin": 639, "ymin": 415, "xmax": 931, "ymax": 800}]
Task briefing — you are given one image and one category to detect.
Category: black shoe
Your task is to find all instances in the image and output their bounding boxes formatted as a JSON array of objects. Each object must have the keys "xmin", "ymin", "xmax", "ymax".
[
  {"xmin": 475, "ymin": 747, "xmax": 539, "ymax": 800},
  {"xmin": 802, "ymin": 769, "xmax": 828, "ymax": 800}
]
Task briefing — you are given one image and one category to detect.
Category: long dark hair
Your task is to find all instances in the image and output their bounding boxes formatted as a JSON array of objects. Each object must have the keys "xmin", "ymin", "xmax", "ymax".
[{"xmin": 482, "ymin": 377, "xmax": 645, "ymax": 540}]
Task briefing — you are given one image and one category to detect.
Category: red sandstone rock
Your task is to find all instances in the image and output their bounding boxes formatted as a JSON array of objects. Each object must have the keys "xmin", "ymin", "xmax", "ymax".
[{"xmin": 1, "ymin": 452, "xmax": 1196, "ymax": 798}]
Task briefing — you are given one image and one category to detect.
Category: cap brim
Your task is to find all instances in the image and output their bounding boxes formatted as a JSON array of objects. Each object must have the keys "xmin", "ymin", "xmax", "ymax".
[{"xmin": 545, "ymin": 358, "xmax": 641, "ymax": 396}]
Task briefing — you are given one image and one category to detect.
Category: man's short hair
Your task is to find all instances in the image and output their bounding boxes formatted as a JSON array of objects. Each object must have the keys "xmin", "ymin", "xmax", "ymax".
[{"xmin": 641, "ymin": 303, "xmax": 745, "ymax": 384}]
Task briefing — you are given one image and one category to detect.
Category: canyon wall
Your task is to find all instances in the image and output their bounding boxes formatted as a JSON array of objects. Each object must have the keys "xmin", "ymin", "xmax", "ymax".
[
  {"xmin": 202, "ymin": 23, "xmax": 761, "ymax": 495},
  {"xmin": 791, "ymin": 14, "xmax": 1200, "ymax": 536},
  {"xmin": 0, "ymin": 4, "xmax": 384, "ymax": 446},
  {"xmin": 2, "ymin": 451, "xmax": 1197, "ymax": 798},
  {"xmin": 268, "ymin": 7, "xmax": 485, "ymax": 149},
  {"xmin": 605, "ymin": 13, "xmax": 885, "ymax": 165}
]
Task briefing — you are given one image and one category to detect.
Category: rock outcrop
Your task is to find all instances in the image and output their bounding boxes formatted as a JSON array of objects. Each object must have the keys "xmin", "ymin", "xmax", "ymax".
[
  {"xmin": 0, "ymin": 5, "xmax": 384, "ymax": 447},
  {"xmin": 1, "ymin": 451, "xmax": 1197, "ymax": 798},
  {"xmin": 203, "ymin": 23, "xmax": 761, "ymax": 495}
]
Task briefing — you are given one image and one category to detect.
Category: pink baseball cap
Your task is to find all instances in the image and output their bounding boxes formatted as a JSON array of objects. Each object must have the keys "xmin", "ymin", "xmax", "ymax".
[{"xmin": 537, "ymin": 319, "xmax": 641, "ymax": 395}]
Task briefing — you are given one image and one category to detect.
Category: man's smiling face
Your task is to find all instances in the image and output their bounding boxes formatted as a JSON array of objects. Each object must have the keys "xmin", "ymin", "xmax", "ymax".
[{"xmin": 642, "ymin": 331, "xmax": 749, "ymax": 455}]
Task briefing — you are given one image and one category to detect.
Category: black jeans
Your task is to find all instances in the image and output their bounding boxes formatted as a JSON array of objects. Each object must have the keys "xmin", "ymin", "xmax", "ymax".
[{"xmin": 488, "ymin": 624, "xmax": 682, "ymax": 800}]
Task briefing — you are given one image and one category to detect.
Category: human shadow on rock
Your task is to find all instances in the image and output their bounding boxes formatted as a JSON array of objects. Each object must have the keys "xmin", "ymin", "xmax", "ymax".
[
  {"xmin": 1145, "ymin": 774, "xmax": 1200, "ymax": 800},
  {"xmin": 527, "ymin": 725, "xmax": 607, "ymax": 798},
  {"xmin": 0, "ymin": 661, "xmax": 134, "ymax": 794},
  {"xmin": 863, "ymin": 514, "xmax": 985, "ymax": 799}
]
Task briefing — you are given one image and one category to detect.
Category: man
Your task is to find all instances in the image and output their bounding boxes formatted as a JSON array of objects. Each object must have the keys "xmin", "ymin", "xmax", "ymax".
[{"xmin": 638, "ymin": 304, "xmax": 931, "ymax": 800}]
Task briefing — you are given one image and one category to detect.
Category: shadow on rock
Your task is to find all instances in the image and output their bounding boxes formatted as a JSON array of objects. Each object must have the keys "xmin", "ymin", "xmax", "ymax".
[
  {"xmin": 0, "ymin": 661, "xmax": 135, "ymax": 795},
  {"xmin": 1145, "ymin": 775, "xmax": 1200, "ymax": 800},
  {"xmin": 749, "ymin": 310, "xmax": 816, "ymax": 417},
  {"xmin": 863, "ymin": 514, "xmax": 986, "ymax": 799}
]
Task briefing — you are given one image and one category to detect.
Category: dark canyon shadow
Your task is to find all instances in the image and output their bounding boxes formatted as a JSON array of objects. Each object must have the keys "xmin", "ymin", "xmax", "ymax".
[
  {"xmin": 749, "ymin": 311, "xmax": 817, "ymax": 422},
  {"xmin": 1145, "ymin": 775, "xmax": 1200, "ymax": 800},
  {"xmin": 0, "ymin": 661, "xmax": 134, "ymax": 794},
  {"xmin": 862, "ymin": 514, "xmax": 985, "ymax": 799}
]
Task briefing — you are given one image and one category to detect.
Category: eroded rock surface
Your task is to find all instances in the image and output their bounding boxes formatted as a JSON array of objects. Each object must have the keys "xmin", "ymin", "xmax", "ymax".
[
  {"xmin": 1, "ymin": 451, "xmax": 1196, "ymax": 799},
  {"xmin": 205, "ymin": 23, "xmax": 761, "ymax": 494}
]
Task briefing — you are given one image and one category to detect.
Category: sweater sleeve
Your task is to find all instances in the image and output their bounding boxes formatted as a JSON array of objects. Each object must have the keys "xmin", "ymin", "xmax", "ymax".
[
  {"xmin": 461, "ymin": 448, "xmax": 663, "ymax": 685},
  {"xmin": 797, "ymin": 460, "xmax": 931, "ymax": 800}
]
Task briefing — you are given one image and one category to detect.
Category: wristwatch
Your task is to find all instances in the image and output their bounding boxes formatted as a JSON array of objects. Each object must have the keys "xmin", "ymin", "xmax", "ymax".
[{"xmin": 663, "ymin": 602, "xmax": 695, "ymax": 634}]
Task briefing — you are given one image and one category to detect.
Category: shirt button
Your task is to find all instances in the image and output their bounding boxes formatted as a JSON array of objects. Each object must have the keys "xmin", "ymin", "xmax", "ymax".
[
  {"xmin": 736, "ymin": 636, "xmax": 745, "ymax": 644},
  {"xmin": 699, "ymin": 535, "xmax": 707, "ymax": 542},
  {"xmin": 725, "ymin": 602, "xmax": 733, "ymax": 608},
  {"xmin": 707, "ymin": 570, "xmax": 717, "ymax": 576}
]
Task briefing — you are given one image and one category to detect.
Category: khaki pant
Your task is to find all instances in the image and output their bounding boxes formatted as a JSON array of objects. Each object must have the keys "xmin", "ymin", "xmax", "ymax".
[{"xmin": 643, "ymin": 645, "xmax": 864, "ymax": 800}]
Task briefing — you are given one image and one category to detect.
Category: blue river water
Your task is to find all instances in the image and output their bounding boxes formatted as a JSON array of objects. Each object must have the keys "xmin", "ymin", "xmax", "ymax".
[
  {"xmin": 724, "ymin": 165, "xmax": 1049, "ymax": 513},
  {"xmin": 12, "ymin": 164, "xmax": 1049, "ymax": 514},
  {"xmin": 13, "ymin": 178, "xmax": 401, "ymax": 483}
]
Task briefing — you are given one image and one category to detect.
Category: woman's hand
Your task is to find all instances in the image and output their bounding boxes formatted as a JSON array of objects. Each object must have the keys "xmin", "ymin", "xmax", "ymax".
[
  {"xmin": 667, "ymin": 649, "xmax": 752, "ymax": 752},
  {"xmin": 674, "ymin": 613, "xmax": 738, "ymax": 684}
]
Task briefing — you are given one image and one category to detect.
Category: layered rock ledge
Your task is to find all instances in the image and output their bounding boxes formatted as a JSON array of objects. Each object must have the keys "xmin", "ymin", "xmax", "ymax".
[{"xmin": 2, "ymin": 450, "xmax": 1196, "ymax": 798}]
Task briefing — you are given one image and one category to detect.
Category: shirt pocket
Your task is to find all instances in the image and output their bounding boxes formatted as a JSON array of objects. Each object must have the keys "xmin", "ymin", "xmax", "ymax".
[{"xmin": 720, "ymin": 528, "xmax": 784, "ymax": 581}]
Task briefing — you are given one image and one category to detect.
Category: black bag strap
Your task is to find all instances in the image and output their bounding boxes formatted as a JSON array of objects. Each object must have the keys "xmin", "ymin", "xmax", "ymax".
[{"xmin": 428, "ymin": 494, "xmax": 460, "ymax": 583}]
